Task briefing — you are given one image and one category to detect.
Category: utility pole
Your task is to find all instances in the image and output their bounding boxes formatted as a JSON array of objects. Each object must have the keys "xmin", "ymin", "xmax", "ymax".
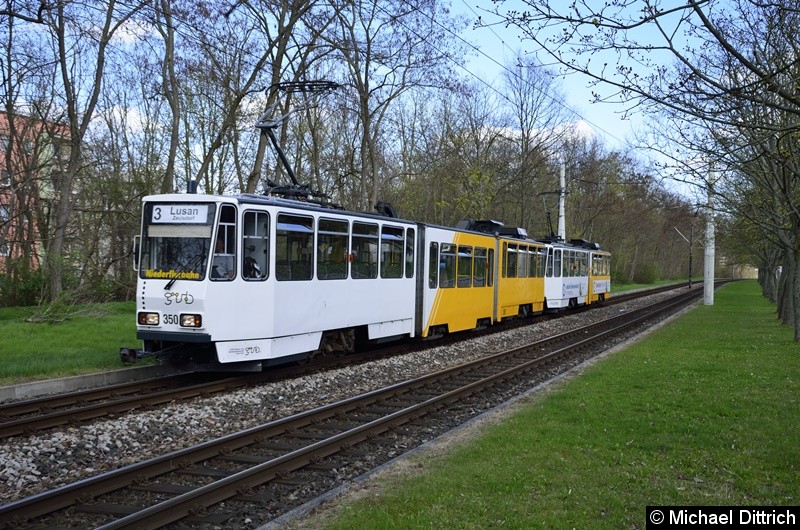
[
  {"xmin": 704, "ymin": 165, "xmax": 716, "ymax": 305},
  {"xmin": 558, "ymin": 158, "xmax": 566, "ymax": 241}
]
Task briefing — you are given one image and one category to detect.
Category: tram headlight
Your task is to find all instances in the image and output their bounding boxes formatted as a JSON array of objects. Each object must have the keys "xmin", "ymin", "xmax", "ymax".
[
  {"xmin": 138, "ymin": 312, "xmax": 159, "ymax": 326},
  {"xmin": 180, "ymin": 314, "xmax": 203, "ymax": 328}
]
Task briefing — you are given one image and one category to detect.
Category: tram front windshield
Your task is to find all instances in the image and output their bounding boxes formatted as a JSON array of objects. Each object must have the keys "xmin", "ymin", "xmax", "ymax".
[{"xmin": 139, "ymin": 203, "xmax": 217, "ymax": 281}]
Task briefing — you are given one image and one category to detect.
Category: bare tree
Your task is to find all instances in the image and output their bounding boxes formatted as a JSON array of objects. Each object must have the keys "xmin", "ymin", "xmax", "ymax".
[
  {"xmin": 492, "ymin": 0, "xmax": 800, "ymax": 340},
  {"xmin": 39, "ymin": 0, "xmax": 148, "ymax": 302},
  {"xmin": 322, "ymin": 0, "xmax": 466, "ymax": 210},
  {"xmin": 501, "ymin": 53, "xmax": 570, "ymax": 231},
  {"xmin": 154, "ymin": 0, "xmax": 180, "ymax": 194},
  {"xmin": 216, "ymin": 0, "xmax": 330, "ymax": 195}
]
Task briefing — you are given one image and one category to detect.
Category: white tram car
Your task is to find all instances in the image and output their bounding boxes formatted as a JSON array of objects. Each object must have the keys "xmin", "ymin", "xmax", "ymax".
[{"xmin": 543, "ymin": 241, "xmax": 611, "ymax": 309}]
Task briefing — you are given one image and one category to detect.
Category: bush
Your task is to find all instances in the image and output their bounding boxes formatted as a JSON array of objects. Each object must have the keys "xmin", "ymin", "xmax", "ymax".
[
  {"xmin": 631, "ymin": 262, "xmax": 661, "ymax": 284},
  {"xmin": 0, "ymin": 258, "xmax": 44, "ymax": 306}
]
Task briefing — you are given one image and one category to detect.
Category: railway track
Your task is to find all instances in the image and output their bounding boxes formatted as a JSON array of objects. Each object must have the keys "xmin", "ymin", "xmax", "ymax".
[
  {"xmin": 0, "ymin": 282, "xmax": 687, "ymax": 441},
  {"xmin": 0, "ymin": 284, "xmax": 707, "ymax": 529},
  {"xmin": 0, "ymin": 283, "xmax": 678, "ymax": 443}
]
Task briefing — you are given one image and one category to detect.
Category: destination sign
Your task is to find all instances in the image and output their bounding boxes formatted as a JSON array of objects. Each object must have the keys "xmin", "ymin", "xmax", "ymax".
[{"xmin": 151, "ymin": 204, "xmax": 209, "ymax": 224}]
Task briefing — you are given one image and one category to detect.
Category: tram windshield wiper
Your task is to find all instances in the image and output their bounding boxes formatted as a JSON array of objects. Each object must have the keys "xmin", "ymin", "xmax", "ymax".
[
  {"xmin": 164, "ymin": 276, "xmax": 178, "ymax": 290},
  {"xmin": 164, "ymin": 253, "xmax": 205, "ymax": 290}
]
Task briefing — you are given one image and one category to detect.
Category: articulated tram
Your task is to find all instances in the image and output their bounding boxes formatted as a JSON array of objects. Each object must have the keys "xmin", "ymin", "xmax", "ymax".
[{"xmin": 124, "ymin": 193, "xmax": 611, "ymax": 371}]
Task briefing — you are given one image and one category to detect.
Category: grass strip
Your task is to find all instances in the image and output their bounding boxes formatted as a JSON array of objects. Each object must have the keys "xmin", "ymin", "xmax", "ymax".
[
  {"xmin": 0, "ymin": 302, "xmax": 139, "ymax": 385},
  {"xmin": 318, "ymin": 280, "xmax": 799, "ymax": 529}
]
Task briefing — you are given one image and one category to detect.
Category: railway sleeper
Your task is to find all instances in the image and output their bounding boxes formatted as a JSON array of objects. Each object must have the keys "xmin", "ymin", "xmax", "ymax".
[
  {"xmin": 273, "ymin": 473, "xmax": 311, "ymax": 486},
  {"xmin": 132, "ymin": 483, "xmax": 193, "ymax": 495},
  {"xmin": 237, "ymin": 490, "xmax": 279, "ymax": 504},
  {"xmin": 220, "ymin": 453, "xmax": 270, "ymax": 465},
  {"xmin": 75, "ymin": 502, "xmax": 143, "ymax": 516},
  {"xmin": 305, "ymin": 460, "xmax": 340, "ymax": 471},
  {"xmin": 256, "ymin": 441, "xmax": 303, "ymax": 451},
  {"xmin": 177, "ymin": 466, "xmax": 230, "ymax": 478}
]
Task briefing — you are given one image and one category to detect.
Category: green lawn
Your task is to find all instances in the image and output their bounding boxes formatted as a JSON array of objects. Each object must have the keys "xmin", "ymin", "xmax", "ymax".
[
  {"xmin": 0, "ymin": 302, "xmax": 139, "ymax": 385},
  {"xmin": 314, "ymin": 280, "xmax": 799, "ymax": 529},
  {"xmin": 612, "ymin": 277, "xmax": 698, "ymax": 292}
]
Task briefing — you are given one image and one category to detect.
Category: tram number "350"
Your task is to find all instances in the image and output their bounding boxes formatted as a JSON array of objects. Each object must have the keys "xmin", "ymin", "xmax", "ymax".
[{"xmin": 163, "ymin": 314, "xmax": 180, "ymax": 325}]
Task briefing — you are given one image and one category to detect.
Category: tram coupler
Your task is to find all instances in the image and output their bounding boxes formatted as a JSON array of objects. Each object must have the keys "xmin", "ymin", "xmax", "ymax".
[{"xmin": 119, "ymin": 347, "xmax": 150, "ymax": 365}]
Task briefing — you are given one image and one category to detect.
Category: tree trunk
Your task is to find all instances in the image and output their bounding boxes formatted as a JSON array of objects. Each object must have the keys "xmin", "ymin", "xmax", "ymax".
[
  {"xmin": 157, "ymin": 0, "xmax": 180, "ymax": 194},
  {"xmin": 789, "ymin": 245, "xmax": 800, "ymax": 342}
]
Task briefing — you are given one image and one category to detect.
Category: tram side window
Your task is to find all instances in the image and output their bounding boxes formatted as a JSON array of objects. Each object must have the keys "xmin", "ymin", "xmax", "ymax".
[
  {"xmin": 352, "ymin": 222, "xmax": 378, "ymax": 279},
  {"xmin": 242, "ymin": 211, "xmax": 269, "ymax": 281},
  {"xmin": 517, "ymin": 244, "xmax": 528, "ymax": 278},
  {"xmin": 381, "ymin": 225, "xmax": 404, "ymax": 279},
  {"xmin": 211, "ymin": 204, "xmax": 237, "ymax": 281},
  {"xmin": 506, "ymin": 243, "xmax": 517, "ymax": 278},
  {"xmin": 428, "ymin": 242, "xmax": 439, "ymax": 288},
  {"xmin": 537, "ymin": 247, "xmax": 547, "ymax": 277},
  {"xmin": 528, "ymin": 247, "xmax": 537, "ymax": 278},
  {"xmin": 474, "ymin": 248, "xmax": 487, "ymax": 287},
  {"xmin": 457, "ymin": 246, "xmax": 473, "ymax": 287},
  {"xmin": 405, "ymin": 228, "xmax": 415, "ymax": 278},
  {"xmin": 553, "ymin": 249, "xmax": 562, "ymax": 277},
  {"xmin": 439, "ymin": 244, "xmax": 456, "ymax": 288},
  {"xmin": 318, "ymin": 218, "xmax": 348, "ymax": 280},
  {"xmin": 580, "ymin": 252, "xmax": 588, "ymax": 276},
  {"xmin": 487, "ymin": 249, "xmax": 494, "ymax": 287},
  {"xmin": 276, "ymin": 214, "xmax": 313, "ymax": 281},
  {"xmin": 593, "ymin": 255, "xmax": 610, "ymax": 276}
]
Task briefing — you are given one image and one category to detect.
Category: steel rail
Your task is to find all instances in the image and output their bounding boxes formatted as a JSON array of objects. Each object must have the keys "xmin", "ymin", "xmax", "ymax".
[
  {"xmin": 96, "ymin": 287, "xmax": 704, "ymax": 529},
  {"xmin": 0, "ymin": 286, "xmax": 705, "ymax": 528},
  {"xmin": 0, "ymin": 374, "xmax": 196, "ymax": 417},
  {"xmin": 0, "ymin": 284, "xmax": 687, "ymax": 441}
]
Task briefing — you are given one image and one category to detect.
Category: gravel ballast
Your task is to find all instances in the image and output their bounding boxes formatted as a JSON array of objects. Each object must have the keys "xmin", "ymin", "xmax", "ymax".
[{"xmin": 0, "ymin": 290, "xmax": 681, "ymax": 505}]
